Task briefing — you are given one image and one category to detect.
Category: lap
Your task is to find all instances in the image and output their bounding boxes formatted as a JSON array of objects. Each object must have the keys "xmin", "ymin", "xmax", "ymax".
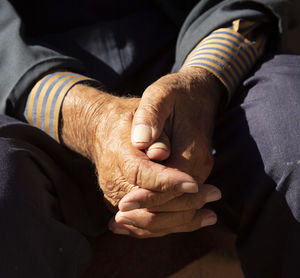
[
  {"xmin": 209, "ymin": 54, "xmax": 300, "ymax": 277},
  {"xmin": 0, "ymin": 116, "xmax": 109, "ymax": 277},
  {"xmin": 0, "ymin": 53, "xmax": 299, "ymax": 277}
]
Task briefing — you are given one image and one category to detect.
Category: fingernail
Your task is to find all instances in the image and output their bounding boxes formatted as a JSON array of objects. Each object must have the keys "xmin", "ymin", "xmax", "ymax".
[
  {"xmin": 117, "ymin": 217, "xmax": 136, "ymax": 226},
  {"xmin": 132, "ymin": 125, "xmax": 152, "ymax": 143},
  {"xmin": 119, "ymin": 202, "xmax": 140, "ymax": 212},
  {"xmin": 179, "ymin": 182, "xmax": 198, "ymax": 193},
  {"xmin": 113, "ymin": 228, "xmax": 130, "ymax": 235},
  {"xmin": 115, "ymin": 212, "xmax": 136, "ymax": 226},
  {"xmin": 147, "ymin": 142, "xmax": 169, "ymax": 151},
  {"xmin": 202, "ymin": 215, "xmax": 217, "ymax": 227},
  {"xmin": 206, "ymin": 190, "xmax": 222, "ymax": 202}
]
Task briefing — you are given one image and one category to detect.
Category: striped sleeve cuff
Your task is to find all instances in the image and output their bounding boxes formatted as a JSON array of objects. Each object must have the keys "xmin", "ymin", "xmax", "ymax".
[
  {"xmin": 24, "ymin": 72, "xmax": 94, "ymax": 142},
  {"xmin": 181, "ymin": 19, "xmax": 267, "ymax": 100}
]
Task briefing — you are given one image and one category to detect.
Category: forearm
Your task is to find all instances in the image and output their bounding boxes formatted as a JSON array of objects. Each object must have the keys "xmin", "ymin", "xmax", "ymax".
[{"xmin": 61, "ymin": 84, "xmax": 113, "ymax": 160}]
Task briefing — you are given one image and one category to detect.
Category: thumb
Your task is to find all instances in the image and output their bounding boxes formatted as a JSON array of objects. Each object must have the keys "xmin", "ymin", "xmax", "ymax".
[
  {"xmin": 131, "ymin": 83, "xmax": 173, "ymax": 149},
  {"xmin": 145, "ymin": 131, "xmax": 170, "ymax": 161}
]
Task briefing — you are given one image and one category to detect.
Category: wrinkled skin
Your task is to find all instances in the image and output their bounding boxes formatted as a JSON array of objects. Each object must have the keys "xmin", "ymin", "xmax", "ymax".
[
  {"xmin": 61, "ymin": 85, "xmax": 198, "ymax": 208},
  {"xmin": 112, "ymin": 67, "xmax": 225, "ymax": 237},
  {"xmin": 61, "ymin": 66, "xmax": 223, "ymax": 238}
]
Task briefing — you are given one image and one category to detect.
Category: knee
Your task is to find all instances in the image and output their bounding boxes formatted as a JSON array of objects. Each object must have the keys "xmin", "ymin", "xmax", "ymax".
[
  {"xmin": 0, "ymin": 138, "xmax": 21, "ymax": 187},
  {"xmin": 243, "ymin": 55, "xmax": 300, "ymax": 176},
  {"xmin": 0, "ymin": 137, "xmax": 51, "ymax": 209}
]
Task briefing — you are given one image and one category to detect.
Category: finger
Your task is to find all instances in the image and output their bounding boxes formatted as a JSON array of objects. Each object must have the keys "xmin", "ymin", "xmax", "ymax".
[
  {"xmin": 164, "ymin": 209, "xmax": 217, "ymax": 233},
  {"xmin": 114, "ymin": 139, "xmax": 198, "ymax": 200},
  {"xmin": 114, "ymin": 208, "xmax": 215, "ymax": 232},
  {"xmin": 118, "ymin": 184, "xmax": 221, "ymax": 212},
  {"xmin": 109, "ymin": 209, "xmax": 217, "ymax": 238},
  {"xmin": 148, "ymin": 184, "xmax": 221, "ymax": 212},
  {"xmin": 118, "ymin": 188, "xmax": 182, "ymax": 211},
  {"xmin": 108, "ymin": 219, "xmax": 166, "ymax": 238},
  {"xmin": 123, "ymin": 150, "xmax": 199, "ymax": 193},
  {"xmin": 131, "ymin": 82, "xmax": 174, "ymax": 149},
  {"xmin": 145, "ymin": 131, "xmax": 170, "ymax": 161}
]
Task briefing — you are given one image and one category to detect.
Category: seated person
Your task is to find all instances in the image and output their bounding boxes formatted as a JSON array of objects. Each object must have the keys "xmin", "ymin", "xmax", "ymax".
[{"xmin": 0, "ymin": 0, "xmax": 299, "ymax": 277}]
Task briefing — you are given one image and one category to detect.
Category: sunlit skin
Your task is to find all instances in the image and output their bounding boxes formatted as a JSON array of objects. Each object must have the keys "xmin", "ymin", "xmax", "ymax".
[{"xmin": 61, "ymin": 67, "xmax": 224, "ymax": 238}]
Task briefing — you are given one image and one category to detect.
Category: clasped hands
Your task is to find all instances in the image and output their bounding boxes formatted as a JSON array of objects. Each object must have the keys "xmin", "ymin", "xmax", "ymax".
[{"xmin": 62, "ymin": 67, "xmax": 223, "ymax": 238}]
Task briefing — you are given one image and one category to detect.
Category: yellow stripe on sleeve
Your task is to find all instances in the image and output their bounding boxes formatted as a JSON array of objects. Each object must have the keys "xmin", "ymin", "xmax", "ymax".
[
  {"xmin": 35, "ymin": 72, "xmax": 67, "ymax": 129},
  {"xmin": 43, "ymin": 74, "xmax": 81, "ymax": 135},
  {"xmin": 24, "ymin": 72, "xmax": 96, "ymax": 142},
  {"xmin": 52, "ymin": 76, "xmax": 88, "ymax": 141},
  {"xmin": 25, "ymin": 77, "xmax": 45, "ymax": 125},
  {"xmin": 181, "ymin": 19, "xmax": 268, "ymax": 101}
]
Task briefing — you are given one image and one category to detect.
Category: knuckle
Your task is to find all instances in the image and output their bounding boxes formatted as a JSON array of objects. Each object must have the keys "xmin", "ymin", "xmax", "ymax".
[
  {"xmin": 146, "ymin": 83, "xmax": 170, "ymax": 99},
  {"xmin": 136, "ymin": 159, "xmax": 157, "ymax": 189},
  {"xmin": 185, "ymin": 194, "xmax": 205, "ymax": 210},
  {"xmin": 133, "ymin": 229, "xmax": 151, "ymax": 239},
  {"xmin": 121, "ymin": 110, "xmax": 135, "ymax": 122},
  {"xmin": 144, "ymin": 192, "xmax": 171, "ymax": 208},
  {"xmin": 143, "ymin": 102, "xmax": 161, "ymax": 116},
  {"xmin": 183, "ymin": 195, "xmax": 195, "ymax": 209},
  {"xmin": 136, "ymin": 102, "xmax": 164, "ymax": 132},
  {"xmin": 180, "ymin": 210, "xmax": 196, "ymax": 224},
  {"xmin": 141, "ymin": 191, "xmax": 158, "ymax": 207},
  {"xmin": 129, "ymin": 190, "xmax": 163, "ymax": 209},
  {"xmin": 101, "ymin": 175, "xmax": 136, "ymax": 206},
  {"xmin": 120, "ymin": 155, "xmax": 139, "ymax": 183},
  {"xmin": 143, "ymin": 212, "xmax": 156, "ymax": 229},
  {"xmin": 194, "ymin": 196, "xmax": 206, "ymax": 209},
  {"xmin": 137, "ymin": 163, "xmax": 172, "ymax": 193},
  {"xmin": 156, "ymin": 169, "xmax": 178, "ymax": 193}
]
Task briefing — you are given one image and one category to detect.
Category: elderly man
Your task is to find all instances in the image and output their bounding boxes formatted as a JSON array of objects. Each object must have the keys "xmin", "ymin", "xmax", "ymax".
[{"xmin": 0, "ymin": 0, "xmax": 299, "ymax": 277}]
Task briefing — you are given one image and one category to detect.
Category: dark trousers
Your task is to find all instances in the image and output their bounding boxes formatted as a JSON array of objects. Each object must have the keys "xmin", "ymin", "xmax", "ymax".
[
  {"xmin": 0, "ymin": 54, "xmax": 299, "ymax": 278},
  {"xmin": 0, "ymin": 23, "xmax": 300, "ymax": 278},
  {"xmin": 210, "ymin": 54, "xmax": 300, "ymax": 277}
]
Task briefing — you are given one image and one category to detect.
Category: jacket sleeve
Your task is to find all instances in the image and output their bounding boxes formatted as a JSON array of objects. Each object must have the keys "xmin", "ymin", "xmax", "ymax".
[
  {"xmin": 0, "ymin": 0, "xmax": 86, "ymax": 118},
  {"xmin": 173, "ymin": 0, "xmax": 288, "ymax": 71},
  {"xmin": 181, "ymin": 19, "xmax": 268, "ymax": 102}
]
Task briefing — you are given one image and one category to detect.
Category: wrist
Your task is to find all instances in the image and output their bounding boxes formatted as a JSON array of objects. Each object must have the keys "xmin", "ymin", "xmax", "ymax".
[
  {"xmin": 61, "ymin": 84, "xmax": 113, "ymax": 160},
  {"xmin": 178, "ymin": 66, "xmax": 226, "ymax": 114}
]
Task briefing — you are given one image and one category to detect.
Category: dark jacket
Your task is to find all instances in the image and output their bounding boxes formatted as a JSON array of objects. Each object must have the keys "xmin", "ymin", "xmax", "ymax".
[{"xmin": 0, "ymin": 0, "xmax": 288, "ymax": 118}]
